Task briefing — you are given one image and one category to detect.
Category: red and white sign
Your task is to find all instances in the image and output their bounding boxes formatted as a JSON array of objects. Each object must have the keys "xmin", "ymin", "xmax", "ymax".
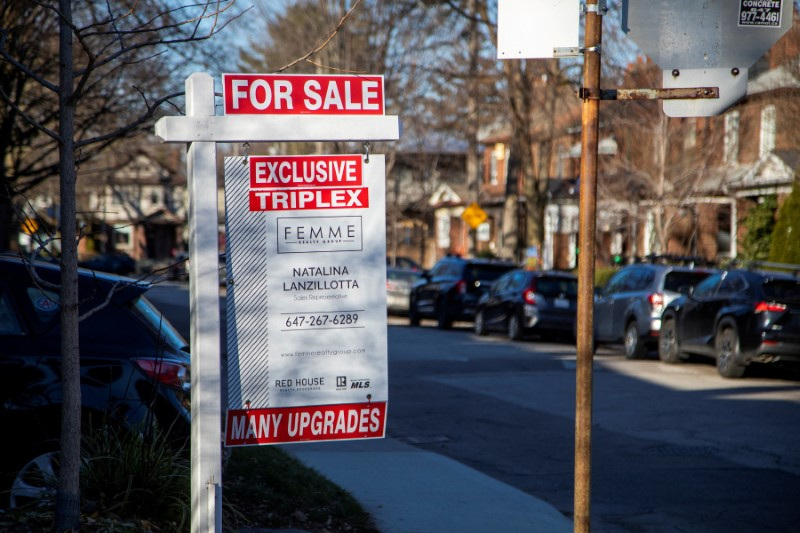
[
  {"xmin": 223, "ymin": 74, "xmax": 385, "ymax": 115},
  {"xmin": 248, "ymin": 155, "xmax": 368, "ymax": 211},
  {"xmin": 225, "ymin": 401, "xmax": 387, "ymax": 445},
  {"xmin": 223, "ymin": 154, "xmax": 388, "ymax": 447}
]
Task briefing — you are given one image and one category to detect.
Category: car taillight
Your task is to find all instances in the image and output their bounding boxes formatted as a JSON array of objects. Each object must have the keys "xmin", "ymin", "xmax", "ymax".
[
  {"xmin": 649, "ymin": 292, "xmax": 665, "ymax": 314},
  {"xmin": 134, "ymin": 358, "xmax": 190, "ymax": 389},
  {"xmin": 755, "ymin": 301, "xmax": 786, "ymax": 313},
  {"xmin": 523, "ymin": 288, "xmax": 537, "ymax": 305},
  {"xmin": 455, "ymin": 280, "xmax": 467, "ymax": 294}
]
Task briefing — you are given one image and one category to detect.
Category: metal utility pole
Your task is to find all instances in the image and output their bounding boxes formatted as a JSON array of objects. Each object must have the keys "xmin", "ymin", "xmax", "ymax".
[{"xmin": 575, "ymin": 1, "xmax": 602, "ymax": 531}]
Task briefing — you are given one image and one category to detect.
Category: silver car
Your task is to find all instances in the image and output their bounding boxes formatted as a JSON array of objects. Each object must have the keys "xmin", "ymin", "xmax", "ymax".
[{"xmin": 594, "ymin": 261, "xmax": 716, "ymax": 358}]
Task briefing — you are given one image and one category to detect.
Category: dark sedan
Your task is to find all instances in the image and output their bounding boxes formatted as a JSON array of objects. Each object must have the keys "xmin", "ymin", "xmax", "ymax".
[
  {"xmin": 474, "ymin": 269, "xmax": 578, "ymax": 341},
  {"xmin": 0, "ymin": 255, "xmax": 191, "ymax": 507},
  {"xmin": 659, "ymin": 268, "xmax": 800, "ymax": 378}
]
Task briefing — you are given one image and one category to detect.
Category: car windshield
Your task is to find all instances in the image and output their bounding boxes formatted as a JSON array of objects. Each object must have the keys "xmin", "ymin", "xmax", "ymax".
[
  {"xmin": 135, "ymin": 296, "xmax": 189, "ymax": 352},
  {"xmin": 388, "ymin": 270, "xmax": 421, "ymax": 283},
  {"xmin": 762, "ymin": 278, "xmax": 800, "ymax": 302},
  {"xmin": 663, "ymin": 271, "xmax": 712, "ymax": 292},
  {"xmin": 536, "ymin": 277, "xmax": 578, "ymax": 298}
]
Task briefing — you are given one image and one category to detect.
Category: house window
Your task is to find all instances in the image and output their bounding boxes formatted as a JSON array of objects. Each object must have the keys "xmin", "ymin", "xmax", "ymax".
[
  {"xmin": 759, "ymin": 104, "xmax": 776, "ymax": 156},
  {"xmin": 489, "ymin": 152, "xmax": 498, "ymax": 185},
  {"xmin": 724, "ymin": 110, "xmax": 739, "ymax": 164}
]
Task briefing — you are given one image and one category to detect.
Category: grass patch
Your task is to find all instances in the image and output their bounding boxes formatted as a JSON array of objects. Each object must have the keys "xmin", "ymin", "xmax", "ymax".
[
  {"xmin": 2, "ymin": 438, "xmax": 376, "ymax": 532},
  {"xmin": 223, "ymin": 446, "xmax": 378, "ymax": 532}
]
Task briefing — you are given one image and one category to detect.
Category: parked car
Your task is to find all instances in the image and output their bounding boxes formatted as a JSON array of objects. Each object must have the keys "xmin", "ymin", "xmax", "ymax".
[
  {"xmin": 386, "ymin": 267, "xmax": 422, "ymax": 315},
  {"xmin": 386, "ymin": 256, "xmax": 422, "ymax": 272},
  {"xmin": 594, "ymin": 261, "xmax": 716, "ymax": 358},
  {"xmin": 659, "ymin": 267, "xmax": 800, "ymax": 378},
  {"xmin": 78, "ymin": 251, "xmax": 137, "ymax": 275},
  {"xmin": 409, "ymin": 255, "xmax": 516, "ymax": 329},
  {"xmin": 0, "ymin": 255, "xmax": 191, "ymax": 508},
  {"xmin": 474, "ymin": 269, "xmax": 578, "ymax": 341}
]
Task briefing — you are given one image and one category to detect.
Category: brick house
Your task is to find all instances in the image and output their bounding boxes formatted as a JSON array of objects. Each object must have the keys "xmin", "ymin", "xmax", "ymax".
[{"xmin": 477, "ymin": 9, "xmax": 799, "ymax": 269}]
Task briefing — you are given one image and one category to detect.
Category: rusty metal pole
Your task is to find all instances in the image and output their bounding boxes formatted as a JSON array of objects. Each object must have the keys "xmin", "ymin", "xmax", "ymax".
[{"xmin": 575, "ymin": 2, "xmax": 602, "ymax": 532}]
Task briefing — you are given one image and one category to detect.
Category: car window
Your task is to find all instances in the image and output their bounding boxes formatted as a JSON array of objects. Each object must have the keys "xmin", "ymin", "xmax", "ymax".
[
  {"xmin": 717, "ymin": 273, "xmax": 748, "ymax": 295},
  {"xmin": 692, "ymin": 273, "xmax": 722, "ymax": 297},
  {"xmin": 466, "ymin": 264, "xmax": 514, "ymax": 283},
  {"xmin": 604, "ymin": 270, "xmax": 629, "ymax": 294},
  {"xmin": 663, "ymin": 271, "xmax": 712, "ymax": 293},
  {"xmin": 536, "ymin": 277, "xmax": 578, "ymax": 298},
  {"xmin": 26, "ymin": 287, "xmax": 60, "ymax": 324},
  {"xmin": 623, "ymin": 268, "xmax": 647, "ymax": 291},
  {"xmin": 510, "ymin": 271, "xmax": 528, "ymax": 290},
  {"xmin": 762, "ymin": 278, "xmax": 800, "ymax": 301},
  {"xmin": 430, "ymin": 263, "xmax": 449, "ymax": 277},
  {"xmin": 490, "ymin": 272, "xmax": 511, "ymax": 294},
  {"xmin": 0, "ymin": 289, "xmax": 24, "ymax": 335}
]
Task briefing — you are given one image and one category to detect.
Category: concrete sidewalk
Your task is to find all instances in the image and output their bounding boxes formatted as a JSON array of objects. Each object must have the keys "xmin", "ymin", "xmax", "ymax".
[{"xmin": 280, "ymin": 437, "xmax": 573, "ymax": 533}]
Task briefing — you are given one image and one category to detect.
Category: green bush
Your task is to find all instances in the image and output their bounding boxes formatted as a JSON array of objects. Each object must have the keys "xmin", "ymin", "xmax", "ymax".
[
  {"xmin": 769, "ymin": 180, "xmax": 800, "ymax": 264},
  {"xmin": 740, "ymin": 195, "xmax": 777, "ymax": 261}
]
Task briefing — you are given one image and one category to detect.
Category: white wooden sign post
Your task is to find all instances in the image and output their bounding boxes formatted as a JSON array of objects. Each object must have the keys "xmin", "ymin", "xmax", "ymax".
[{"xmin": 154, "ymin": 72, "xmax": 399, "ymax": 532}]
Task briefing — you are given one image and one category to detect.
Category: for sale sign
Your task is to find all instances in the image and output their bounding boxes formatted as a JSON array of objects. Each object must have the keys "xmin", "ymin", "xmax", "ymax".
[
  {"xmin": 222, "ymin": 74, "xmax": 385, "ymax": 115},
  {"xmin": 224, "ymin": 154, "xmax": 388, "ymax": 446}
]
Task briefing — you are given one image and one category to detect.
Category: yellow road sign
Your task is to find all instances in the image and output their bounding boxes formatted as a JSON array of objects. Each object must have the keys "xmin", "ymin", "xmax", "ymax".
[{"xmin": 461, "ymin": 202, "xmax": 488, "ymax": 229}]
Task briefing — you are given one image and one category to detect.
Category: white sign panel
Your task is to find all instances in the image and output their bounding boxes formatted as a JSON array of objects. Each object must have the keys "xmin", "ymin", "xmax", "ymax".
[
  {"xmin": 224, "ymin": 154, "xmax": 388, "ymax": 446},
  {"xmin": 623, "ymin": 0, "xmax": 793, "ymax": 116},
  {"xmin": 497, "ymin": 0, "xmax": 580, "ymax": 59}
]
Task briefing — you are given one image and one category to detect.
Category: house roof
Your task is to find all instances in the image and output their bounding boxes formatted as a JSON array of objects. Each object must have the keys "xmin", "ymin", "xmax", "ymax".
[
  {"xmin": 728, "ymin": 149, "xmax": 800, "ymax": 192},
  {"xmin": 748, "ymin": 63, "xmax": 800, "ymax": 95}
]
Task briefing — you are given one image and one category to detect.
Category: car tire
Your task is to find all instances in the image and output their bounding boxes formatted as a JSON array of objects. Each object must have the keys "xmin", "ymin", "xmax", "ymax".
[
  {"xmin": 408, "ymin": 299, "xmax": 420, "ymax": 326},
  {"xmin": 624, "ymin": 321, "xmax": 647, "ymax": 359},
  {"xmin": 715, "ymin": 324, "xmax": 746, "ymax": 379},
  {"xmin": 436, "ymin": 302, "xmax": 452, "ymax": 330},
  {"xmin": 658, "ymin": 317, "xmax": 683, "ymax": 364},
  {"xmin": 508, "ymin": 312, "xmax": 522, "ymax": 341},
  {"xmin": 474, "ymin": 309, "xmax": 488, "ymax": 335},
  {"xmin": 5, "ymin": 441, "xmax": 60, "ymax": 509}
]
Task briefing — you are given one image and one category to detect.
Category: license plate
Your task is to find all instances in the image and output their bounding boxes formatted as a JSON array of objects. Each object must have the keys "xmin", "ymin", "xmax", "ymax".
[{"xmin": 554, "ymin": 298, "xmax": 569, "ymax": 309}]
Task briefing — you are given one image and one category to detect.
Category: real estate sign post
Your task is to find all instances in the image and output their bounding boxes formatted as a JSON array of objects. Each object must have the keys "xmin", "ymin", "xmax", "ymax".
[{"xmin": 154, "ymin": 72, "xmax": 398, "ymax": 533}]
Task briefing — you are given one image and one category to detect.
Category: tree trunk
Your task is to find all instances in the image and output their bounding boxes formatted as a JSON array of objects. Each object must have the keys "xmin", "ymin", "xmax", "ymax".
[{"xmin": 54, "ymin": 0, "xmax": 81, "ymax": 529}]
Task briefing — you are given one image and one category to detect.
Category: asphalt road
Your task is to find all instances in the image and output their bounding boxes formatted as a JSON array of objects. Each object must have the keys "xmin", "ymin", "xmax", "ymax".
[{"xmin": 386, "ymin": 317, "xmax": 800, "ymax": 533}]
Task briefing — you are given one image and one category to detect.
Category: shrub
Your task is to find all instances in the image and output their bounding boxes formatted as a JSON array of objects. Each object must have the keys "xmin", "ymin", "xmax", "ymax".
[
  {"xmin": 80, "ymin": 425, "xmax": 190, "ymax": 531},
  {"xmin": 769, "ymin": 180, "xmax": 800, "ymax": 264},
  {"xmin": 739, "ymin": 195, "xmax": 777, "ymax": 261}
]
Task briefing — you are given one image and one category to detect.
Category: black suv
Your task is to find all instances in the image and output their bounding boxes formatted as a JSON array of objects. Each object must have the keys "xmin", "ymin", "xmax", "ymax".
[
  {"xmin": 0, "ymin": 255, "xmax": 191, "ymax": 507},
  {"xmin": 594, "ymin": 260, "xmax": 716, "ymax": 358},
  {"xmin": 660, "ymin": 267, "xmax": 800, "ymax": 378},
  {"xmin": 409, "ymin": 255, "xmax": 516, "ymax": 329}
]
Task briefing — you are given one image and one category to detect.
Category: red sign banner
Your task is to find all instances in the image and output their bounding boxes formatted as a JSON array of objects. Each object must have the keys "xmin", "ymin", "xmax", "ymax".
[
  {"xmin": 249, "ymin": 155, "xmax": 363, "ymax": 188},
  {"xmin": 225, "ymin": 401, "xmax": 387, "ymax": 445},
  {"xmin": 223, "ymin": 74, "xmax": 385, "ymax": 115}
]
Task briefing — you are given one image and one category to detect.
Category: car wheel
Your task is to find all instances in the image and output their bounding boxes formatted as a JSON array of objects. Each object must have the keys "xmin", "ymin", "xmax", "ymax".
[
  {"xmin": 8, "ymin": 446, "xmax": 60, "ymax": 509},
  {"xmin": 508, "ymin": 313, "xmax": 522, "ymax": 341},
  {"xmin": 408, "ymin": 298, "xmax": 420, "ymax": 326},
  {"xmin": 658, "ymin": 317, "xmax": 683, "ymax": 364},
  {"xmin": 715, "ymin": 325, "xmax": 746, "ymax": 378},
  {"xmin": 436, "ymin": 302, "xmax": 452, "ymax": 330},
  {"xmin": 624, "ymin": 321, "xmax": 647, "ymax": 359},
  {"xmin": 474, "ymin": 309, "xmax": 488, "ymax": 335}
]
